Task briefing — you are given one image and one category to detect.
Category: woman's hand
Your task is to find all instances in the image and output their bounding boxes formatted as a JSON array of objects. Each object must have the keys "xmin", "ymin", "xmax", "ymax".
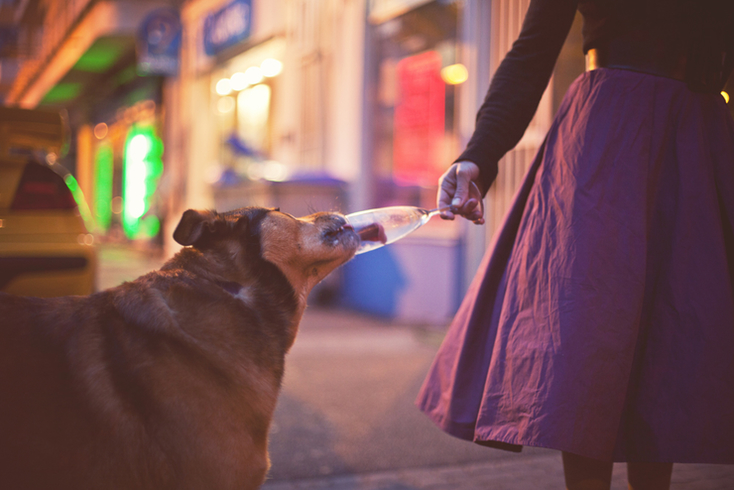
[{"xmin": 437, "ymin": 161, "xmax": 485, "ymax": 224}]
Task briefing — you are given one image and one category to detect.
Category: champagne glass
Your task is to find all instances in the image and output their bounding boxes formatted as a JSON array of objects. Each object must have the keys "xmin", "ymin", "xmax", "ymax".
[{"xmin": 346, "ymin": 182, "xmax": 483, "ymax": 255}]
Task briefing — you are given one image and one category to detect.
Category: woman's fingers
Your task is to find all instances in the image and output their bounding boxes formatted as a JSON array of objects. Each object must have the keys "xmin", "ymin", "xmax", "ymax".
[
  {"xmin": 456, "ymin": 198, "xmax": 485, "ymax": 224},
  {"xmin": 451, "ymin": 165, "xmax": 475, "ymax": 207},
  {"xmin": 437, "ymin": 161, "xmax": 484, "ymax": 223}
]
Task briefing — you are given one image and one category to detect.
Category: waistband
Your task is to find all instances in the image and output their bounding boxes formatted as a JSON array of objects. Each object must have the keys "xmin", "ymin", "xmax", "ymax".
[
  {"xmin": 585, "ymin": 40, "xmax": 688, "ymax": 83},
  {"xmin": 585, "ymin": 32, "xmax": 731, "ymax": 93}
]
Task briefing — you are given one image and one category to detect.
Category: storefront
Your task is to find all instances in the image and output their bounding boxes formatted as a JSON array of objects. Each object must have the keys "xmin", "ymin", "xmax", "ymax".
[
  {"xmin": 368, "ymin": 0, "xmax": 462, "ymax": 203},
  {"xmin": 342, "ymin": 0, "xmax": 477, "ymax": 322},
  {"xmin": 342, "ymin": 0, "xmax": 577, "ymax": 323},
  {"xmin": 84, "ymin": 96, "xmax": 165, "ymax": 245},
  {"xmin": 170, "ymin": 0, "xmax": 368, "ymax": 217},
  {"xmin": 9, "ymin": 1, "xmax": 179, "ymax": 250},
  {"xmin": 166, "ymin": 0, "xmax": 367, "ymax": 300},
  {"xmin": 76, "ymin": 6, "xmax": 181, "ymax": 248},
  {"xmin": 210, "ymin": 38, "xmax": 285, "ymax": 183},
  {"xmin": 206, "ymin": 36, "xmax": 309, "ymax": 214},
  {"xmin": 168, "ymin": 0, "xmax": 567, "ymax": 322}
]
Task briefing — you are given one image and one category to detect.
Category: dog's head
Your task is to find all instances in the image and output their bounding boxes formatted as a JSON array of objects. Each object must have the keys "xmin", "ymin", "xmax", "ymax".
[{"xmin": 172, "ymin": 207, "xmax": 359, "ymax": 302}]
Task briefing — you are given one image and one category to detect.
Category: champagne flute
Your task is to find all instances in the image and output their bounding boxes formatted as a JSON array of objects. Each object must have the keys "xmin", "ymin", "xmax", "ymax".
[{"xmin": 346, "ymin": 182, "xmax": 483, "ymax": 255}]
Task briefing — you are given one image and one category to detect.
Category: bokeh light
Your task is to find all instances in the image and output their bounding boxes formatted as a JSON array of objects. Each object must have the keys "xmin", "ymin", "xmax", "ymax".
[
  {"xmin": 261, "ymin": 58, "xmax": 283, "ymax": 77},
  {"xmin": 93, "ymin": 122, "xmax": 108, "ymax": 139},
  {"xmin": 244, "ymin": 66, "xmax": 263, "ymax": 85},
  {"xmin": 440, "ymin": 63, "xmax": 469, "ymax": 85},
  {"xmin": 215, "ymin": 78, "xmax": 232, "ymax": 96},
  {"xmin": 217, "ymin": 96, "xmax": 235, "ymax": 113},
  {"xmin": 230, "ymin": 72, "xmax": 248, "ymax": 91}
]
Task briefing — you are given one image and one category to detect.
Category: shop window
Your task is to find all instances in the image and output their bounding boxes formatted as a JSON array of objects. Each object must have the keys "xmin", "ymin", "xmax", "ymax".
[
  {"xmin": 236, "ymin": 84, "xmax": 271, "ymax": 153},
  {"xmin": 89, "ymin": 98, "xmax": 162, "ymax": 243},
  {"xmin": 369, "ymin": 1, "xmax": 460, "ymax": 208},
  {"xmin": 211, "ymin": 38, "xmax": 285, "ymax": 182}
]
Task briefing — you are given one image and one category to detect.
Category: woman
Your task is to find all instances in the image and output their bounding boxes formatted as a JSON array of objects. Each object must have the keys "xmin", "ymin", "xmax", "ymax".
[{"xmin": 416, "ymin": 0, "xmax": 734, "ymax": 489}]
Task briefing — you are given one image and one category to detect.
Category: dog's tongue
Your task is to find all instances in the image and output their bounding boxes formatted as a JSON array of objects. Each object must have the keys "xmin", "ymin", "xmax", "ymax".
[{"xmin": 356, "ymin": 223, "xmax": 387, "ymax": 244}]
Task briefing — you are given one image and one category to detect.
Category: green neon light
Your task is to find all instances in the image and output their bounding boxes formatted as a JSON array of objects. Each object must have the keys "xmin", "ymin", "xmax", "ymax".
[
  {"xmin": 122, "ymin": 125, "xmax": 163, "ymax": 239},
  {"xmin": 93, "ymin": 143, "xmax": 114, "ymax": 232},
  {"xmin": 140, "ymin": 215, "xmax": 161, "ymax": 238},
  {"xmin": 115, "ymin": 66, "xmax": 137, "ymax": 86},
  {"xmin": 64, "ymin": 174, "xmax": 95, "ymax": 231},
  {"xmin": 74, "ymin": 37, "xmax": 130, "ymax": 73},
  {"xmin": 42, "ymin": 83, "xmax": 83, "ymax": 104}
]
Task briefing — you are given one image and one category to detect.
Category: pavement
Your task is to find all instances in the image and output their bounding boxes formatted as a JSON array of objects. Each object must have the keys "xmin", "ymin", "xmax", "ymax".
[
  {"xmin": 97, "ymin": 244, "xmax": 734, "ymax": 490},
  {"xmin": 261, "ymin": 457, "xmax": 734, "ymax": 490}
]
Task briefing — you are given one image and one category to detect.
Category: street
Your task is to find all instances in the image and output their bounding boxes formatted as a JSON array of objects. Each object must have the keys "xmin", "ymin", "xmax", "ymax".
[{"xmin": 98, "ymin": 245, "xmax": 734, "ymax": 489}]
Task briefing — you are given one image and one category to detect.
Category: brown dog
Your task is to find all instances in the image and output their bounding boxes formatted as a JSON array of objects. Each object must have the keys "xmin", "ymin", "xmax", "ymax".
[{"xmin": 0, "ymin": 206, "xmax": 358, "ymax": 490}]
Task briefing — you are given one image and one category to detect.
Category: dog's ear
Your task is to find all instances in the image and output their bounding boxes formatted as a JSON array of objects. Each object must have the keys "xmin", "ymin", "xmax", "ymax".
[{"xmin": 173, "ymin": 209, "xmax": 218, "ymax": 246}]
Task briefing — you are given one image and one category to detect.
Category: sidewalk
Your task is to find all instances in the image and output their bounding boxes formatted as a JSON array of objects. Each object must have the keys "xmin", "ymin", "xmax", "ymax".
[
  {"xmin": 262, "ymin": 456, "xmax": 734, "ymax": 490},
  {"xmin": 96, "ymin": 243, "xmax": 168, "ymax": 290}
]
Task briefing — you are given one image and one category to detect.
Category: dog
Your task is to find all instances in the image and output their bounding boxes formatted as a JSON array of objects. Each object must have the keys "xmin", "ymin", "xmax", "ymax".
[{"xmin": 0, "ymin": 206, "xmax": 359, "ymax": 490}]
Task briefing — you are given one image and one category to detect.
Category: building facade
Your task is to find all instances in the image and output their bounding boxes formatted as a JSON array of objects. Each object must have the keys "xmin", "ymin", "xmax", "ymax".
[{"xmin": 5, "ymin": 0, "xmax": 588, "ymax": 324}]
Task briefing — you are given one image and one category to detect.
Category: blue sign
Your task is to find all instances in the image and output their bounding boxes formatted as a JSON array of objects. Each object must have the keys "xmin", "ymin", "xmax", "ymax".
[
  {"xmin": 137, "ymin": 8, "xmax": 182, "ymax": 76},
  {"xmin": 203, "ymin": 0, "xmax": 252, "ymax": 56}
]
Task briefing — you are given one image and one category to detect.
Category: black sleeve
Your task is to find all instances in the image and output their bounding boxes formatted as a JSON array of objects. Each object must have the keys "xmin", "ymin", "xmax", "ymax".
[{"xmin": 456, "ymin": 0, "xmax": 579, "ymax": 195}]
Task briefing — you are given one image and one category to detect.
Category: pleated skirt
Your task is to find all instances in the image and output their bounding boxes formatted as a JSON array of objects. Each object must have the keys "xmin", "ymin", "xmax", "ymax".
[{"xmin": 416, "ymin": 68, "xmax": 734, "ymax": 463}]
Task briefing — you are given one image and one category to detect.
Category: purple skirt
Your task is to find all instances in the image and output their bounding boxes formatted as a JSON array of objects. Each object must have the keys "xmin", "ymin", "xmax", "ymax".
[{"xmin": 416, "ymin": 68, "xmax": 734, "ymax": 463}]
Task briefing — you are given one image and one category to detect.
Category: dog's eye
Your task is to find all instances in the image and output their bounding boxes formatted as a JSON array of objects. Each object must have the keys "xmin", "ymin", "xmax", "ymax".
[{"xmin": 274, "ymin": 207, "xmax": 280, "ymax": 212}]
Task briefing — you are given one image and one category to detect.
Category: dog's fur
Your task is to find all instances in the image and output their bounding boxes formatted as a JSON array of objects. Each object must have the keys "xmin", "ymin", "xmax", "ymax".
[{"xmin": 0, "ymin": 206, "xmax": 358, "ymax": 490}]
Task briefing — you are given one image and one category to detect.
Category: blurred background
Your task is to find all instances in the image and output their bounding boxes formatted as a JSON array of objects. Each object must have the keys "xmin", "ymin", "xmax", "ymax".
[
  {"xmin": 3, "ymin": 0, "xmax": 732, "ymax": 320},
  {"xmin": 0, "ymin": 0, "xmax": 601, "ymax": 320},
  {"xmin": 1, "ymin": 1, "xmax": 733, "ymax": 488}
]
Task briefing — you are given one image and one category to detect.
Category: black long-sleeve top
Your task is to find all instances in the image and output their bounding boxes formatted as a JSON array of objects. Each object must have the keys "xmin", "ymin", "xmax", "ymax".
[{"xmin": 458, "ymin": 0, "xmax": 733, "ymax": 195}]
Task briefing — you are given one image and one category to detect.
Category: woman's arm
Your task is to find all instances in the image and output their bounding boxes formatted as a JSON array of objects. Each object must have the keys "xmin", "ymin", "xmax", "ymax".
[{"xmin": 457, "ymin": 0, "xmax": 578, "ymax": 196}]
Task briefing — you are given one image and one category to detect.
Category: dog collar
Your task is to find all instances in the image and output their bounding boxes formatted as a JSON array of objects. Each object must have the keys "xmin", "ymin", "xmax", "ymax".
[{"xmin": 215, "ymin": 280, "xmax": 243, "ymax": 295}]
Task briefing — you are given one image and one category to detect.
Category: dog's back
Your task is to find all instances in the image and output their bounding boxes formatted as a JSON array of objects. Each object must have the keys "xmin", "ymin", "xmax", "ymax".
[
  {"xmin": 0, "ymin": 275, "xmax": 284, "ymax": 489},
  {"xmin": 0, "ymin": 206, "xmax": 358, "ymax": 489},
  {"xmin": 1, "ymin": 293, "xmax": 106, "ymax": 489}
]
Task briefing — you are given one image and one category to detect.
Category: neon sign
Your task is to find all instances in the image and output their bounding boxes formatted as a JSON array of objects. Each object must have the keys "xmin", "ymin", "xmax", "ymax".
[{"xmin": 122, "ymin": 125, "xmax": 163, "ymax": 239}]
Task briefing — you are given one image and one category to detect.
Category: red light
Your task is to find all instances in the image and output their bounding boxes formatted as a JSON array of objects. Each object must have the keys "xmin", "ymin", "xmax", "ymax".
[
  {"xmin": 393, "ymin": 50, "xmax": 445, "ymax": 186},
  {"xmin": 10, "ymin": 162, "xmax": 77, "ymax": 211}
]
